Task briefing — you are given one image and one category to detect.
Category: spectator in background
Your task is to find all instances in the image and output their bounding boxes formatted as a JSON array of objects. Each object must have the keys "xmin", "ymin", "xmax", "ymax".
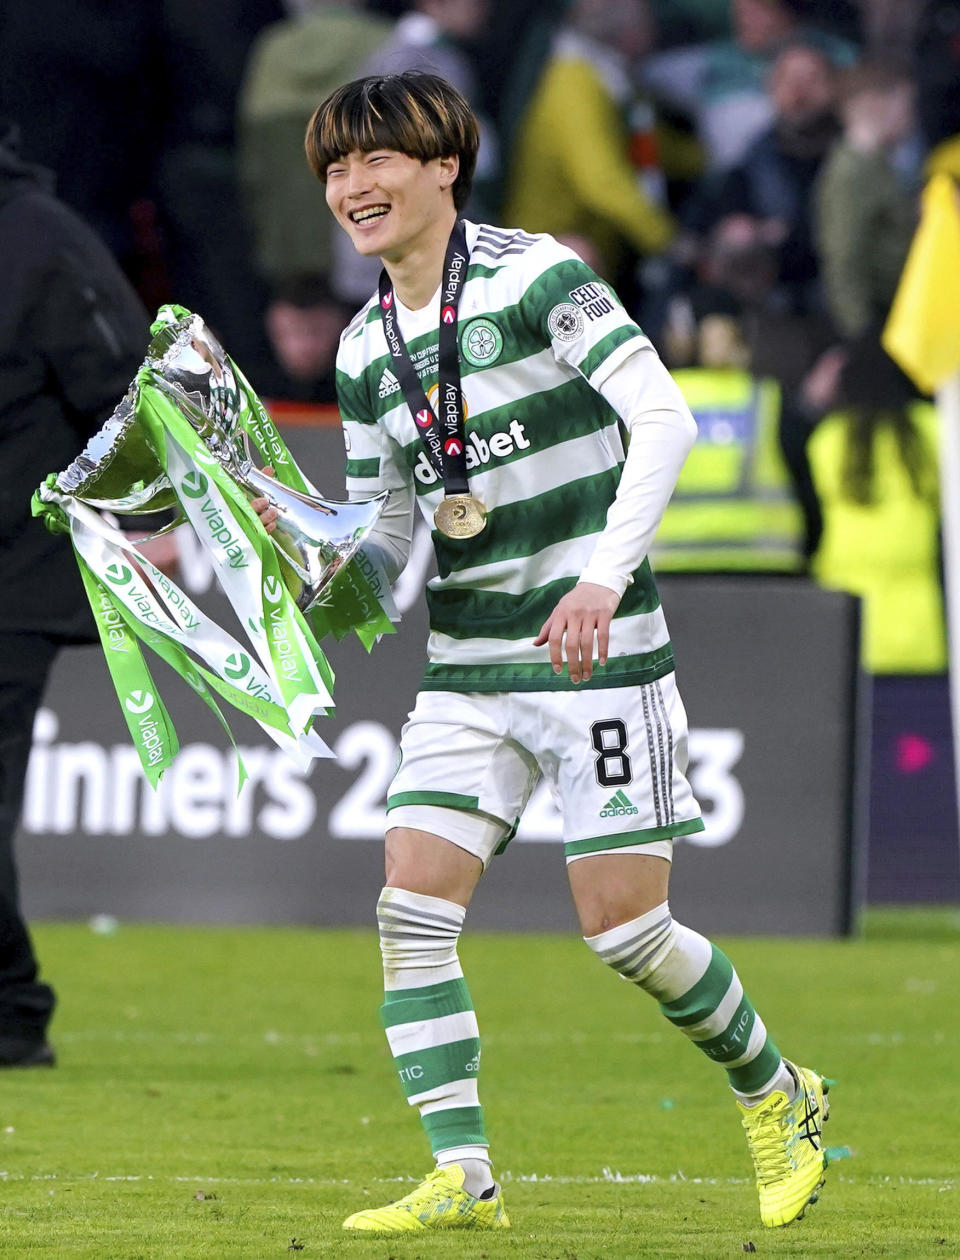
[
  {"xmin": 814, "ymin": 59, "xmax": 919, "ymax": 340},
  {"xmin": 260, "ymin": 274, "xmax": 349, "ymax": 403},
  {"xmin": 361, "ymin": 1, "xmax": 492, "ymax": 139},
  {"xmin": 0, "ymin": 120, "xmax": 152, "ymax": 1067},
  {"xmin": 504, "ymin": 0, "xmax": 701, "ymax": 292},
  {"xmin": 663, "ymin": 213, "xmax": 835, "ymax": 386},
  {"xmin": 687, "ymin": 38, "xmax": 840, "ymax": 311},
  {"xmin": 657, "ymin": 213, "xmax": 830, "ymax": 566},
  {"xmin": 237, "ymin": 1, "xmax": 391, "ymax": 291},
  {"xmin": 643, "ymin": 0, "xmax": 854, "ymax": 170},
  {"xmin": 333, "ymin": 0, "xmax": 498, "ymax": 305},
  {"xmin": 0, "ymin": 1, "xmax": 282, "ymax": 376},
  {"xmin": 807, "ymin": 336, "xmax": 945, "ymax": 673},
  {"xmin": 662, "ymin": 214, "xmax": 781, "ymax": 369}
]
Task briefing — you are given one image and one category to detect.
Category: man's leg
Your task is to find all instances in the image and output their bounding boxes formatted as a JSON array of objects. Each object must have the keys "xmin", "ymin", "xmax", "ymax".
[
  {"xmin": 0, "ymin": 634, "xmax": 57, "ymax": 1066},
  {"xmin": 342, "ymin": 821, "xmax": 510, "ymax": 1234},
  {"xmin": 342, "ymin": 689, "xmax": 536, "ymax": 1233},
  {"xmin": 570, "ymin": 853, "xmax": 790, "ymax": 1094},
  {"xmin": 569, "ymin": 852, "xmax": 830, "ymax": 1228},
  {"xmin": 381, "ymin": 825, "xmax": 490, "ymax": 1178}
]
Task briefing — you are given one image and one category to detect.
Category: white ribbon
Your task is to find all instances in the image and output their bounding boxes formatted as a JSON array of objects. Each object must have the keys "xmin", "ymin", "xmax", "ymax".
[{"xmin": 63, "ymin": 497, "xmax": 332, "ymax": 767}]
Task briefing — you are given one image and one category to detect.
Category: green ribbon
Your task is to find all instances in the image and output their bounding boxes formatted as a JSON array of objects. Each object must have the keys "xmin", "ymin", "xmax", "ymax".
[
  {"xmin": 76, "ymin": 554, "xmax": 179, "ymax": 788},
  {"xmin": 231, "ymin": 353, "xmax": 394, "ymax": 650},
  {"xmin": 306, "ymin": 559, "xmax": 395, "ymax": 650},
  {"xmin": 135, "ymin": 386, "xmax": 335, "ymax": 731},
  {"xmin": 67, "ymin": 499, "xmax": 325, "ymax": 782},
  {"xmin": 148, "ymin": 303, "xmax": 393, "ymax": 654},
  {"xmin": 32, "ymin": 304, "xmax": 397, "ymax": 787}
]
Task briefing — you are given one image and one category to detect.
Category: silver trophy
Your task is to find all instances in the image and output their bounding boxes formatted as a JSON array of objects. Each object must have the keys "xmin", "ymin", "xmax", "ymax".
[{"xmin": 55, "ymin": 309, "xmax": 388, "ymax": 614}]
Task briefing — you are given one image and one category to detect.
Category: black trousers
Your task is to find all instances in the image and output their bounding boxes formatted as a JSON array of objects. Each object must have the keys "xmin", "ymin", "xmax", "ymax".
[{"xmin": 0, "ymin": 633, "xmax": 57, "ymax": 1047}]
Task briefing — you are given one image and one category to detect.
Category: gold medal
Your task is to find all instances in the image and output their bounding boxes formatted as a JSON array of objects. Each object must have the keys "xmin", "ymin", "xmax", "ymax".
[{"xmin": 434, "ymin": 494, "xmax": 487, "ymax": 539}]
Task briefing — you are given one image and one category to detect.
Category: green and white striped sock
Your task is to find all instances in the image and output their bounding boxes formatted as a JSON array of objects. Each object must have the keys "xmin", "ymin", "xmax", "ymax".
[
  {"xmin": 586, "ymin": 902, "xmax": 786, "ymax": 1097},
  {"xmin": 378, "ymin": 888, "xmax": 489, "ymax": 1165}
]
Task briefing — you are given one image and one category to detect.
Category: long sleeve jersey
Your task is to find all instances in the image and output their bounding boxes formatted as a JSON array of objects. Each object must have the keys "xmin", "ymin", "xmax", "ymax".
[{"xmin": 336, "ymin": 223, "xmax": 696, "ymax": 693}]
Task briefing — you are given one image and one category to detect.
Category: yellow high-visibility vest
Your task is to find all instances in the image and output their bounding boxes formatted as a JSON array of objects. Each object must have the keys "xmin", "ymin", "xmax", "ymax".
[
  {"xmin": 651, "ymin": 369, "xmax": 804, "ymax": 572},
  {"xmin": 809, "ymin": 401, "xmax": 946, "ymax": 673}
]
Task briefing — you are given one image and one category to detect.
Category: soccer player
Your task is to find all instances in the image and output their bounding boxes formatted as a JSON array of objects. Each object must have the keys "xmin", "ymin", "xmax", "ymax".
[{"xmin": 256, "ymin": 71, "xmax": 833, "ymax": 1234}]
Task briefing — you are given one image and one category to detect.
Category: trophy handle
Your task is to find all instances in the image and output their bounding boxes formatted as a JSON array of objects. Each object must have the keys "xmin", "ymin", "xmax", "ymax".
[{"xmin": 240, "ymin": 461, "xmax": 389, "ymax": 612}]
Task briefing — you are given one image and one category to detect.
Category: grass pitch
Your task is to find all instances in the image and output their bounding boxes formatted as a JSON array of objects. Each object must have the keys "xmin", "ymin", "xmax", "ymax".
[{"xmin": 0, "ymin": 909, "xmax": 957, "ymax": 1258}]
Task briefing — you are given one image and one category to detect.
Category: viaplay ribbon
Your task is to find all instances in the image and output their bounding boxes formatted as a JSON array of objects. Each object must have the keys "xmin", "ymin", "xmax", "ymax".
[{"xmin": 33, "ymin": 305, "xmax": 396, "ymax": 787}]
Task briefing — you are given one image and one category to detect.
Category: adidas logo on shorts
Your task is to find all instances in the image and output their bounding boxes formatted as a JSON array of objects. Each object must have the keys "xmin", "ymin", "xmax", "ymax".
[{"xmin": 600, "ymin": 790, "xmax": 639, "ymax": 818}]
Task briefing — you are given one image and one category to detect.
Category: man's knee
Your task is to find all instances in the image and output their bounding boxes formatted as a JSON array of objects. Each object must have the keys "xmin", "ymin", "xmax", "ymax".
[
  {"xmin": 583, "ymin": 902, "xmax": 713, "ymax": 1001},
  {"xmin": 384, "ymin": 826, "xmax": 483, "ymax": 907},
  {"xmin": 568, "ymin": 852, "xmax": 671, "ymax": 937},
  {"xmin": 376, "ymin": 887, "xmax": 467, "ymax": 990}
]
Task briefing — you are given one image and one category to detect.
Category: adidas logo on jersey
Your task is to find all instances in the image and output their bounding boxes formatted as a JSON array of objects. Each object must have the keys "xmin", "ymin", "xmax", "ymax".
[
  {"xmin": 378, "ymin": 367, "xmax": 401, "ymax": 399},
  {"xmin": 413, "ymin": 420, "xmax": 530, "ymax": 485},
  {"xmin": 600, "ymin": 790, "xmax": 639, "ymax": 818}
]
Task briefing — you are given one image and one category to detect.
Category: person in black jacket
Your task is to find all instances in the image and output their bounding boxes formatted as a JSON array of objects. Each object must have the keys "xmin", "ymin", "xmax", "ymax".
[
  {"xmin": 685, "ymin": 37, "xmax": 841, "ymax": 314},
  {"xmin": 0, "ymin": 119, "xmax": 151, "ymax": 1067}
]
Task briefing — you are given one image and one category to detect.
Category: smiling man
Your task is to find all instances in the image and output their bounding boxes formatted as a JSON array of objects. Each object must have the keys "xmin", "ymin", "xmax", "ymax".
[{"xmin": 267, "ymin": 72, "xmax": 834, "ymax": 1235}]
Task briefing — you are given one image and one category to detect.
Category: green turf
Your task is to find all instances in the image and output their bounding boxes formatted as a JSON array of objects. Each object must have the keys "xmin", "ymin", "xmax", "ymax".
[{"xmin": 0, "ymin": 909, "xmax": 956, "ymax": 1258}]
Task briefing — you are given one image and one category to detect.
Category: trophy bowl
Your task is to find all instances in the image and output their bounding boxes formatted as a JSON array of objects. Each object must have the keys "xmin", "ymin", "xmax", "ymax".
[
  {"xmin": 147, "ymin": 309, "xmax": 389, "ymax": 612},
  {"xmin": 55, "ymin": 391, "xmax": 179, "ymax": 515},
  {"xmin": 53, "ymin": 306, "xmax": 389, "ymax": 613}
]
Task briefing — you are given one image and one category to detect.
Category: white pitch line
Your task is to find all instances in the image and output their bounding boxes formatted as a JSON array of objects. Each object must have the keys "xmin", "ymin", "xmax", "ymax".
[
  {"xmin": 0, "ymin": 1171, "xmax": 953, "ymax": 1190},
  {"xmin": 54, "ymin": 1031, "xmax": 366, "ymax": 1047},
  {"xmin": 52, "ymin": 1029, "xmax": 668, "ymax": 1047},
  {"xmin": 50, "ymin": 1028, "xmax": 950, "ymax": 1049}
]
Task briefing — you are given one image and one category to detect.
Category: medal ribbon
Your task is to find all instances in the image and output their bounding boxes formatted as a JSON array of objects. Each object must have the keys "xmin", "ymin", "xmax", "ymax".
[{"xmin": 378, "ymin": 219, "xmax": 471, "ymax": 495}]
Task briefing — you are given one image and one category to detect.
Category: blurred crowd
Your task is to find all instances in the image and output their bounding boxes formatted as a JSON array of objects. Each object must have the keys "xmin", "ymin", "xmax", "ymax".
[{"xmin": 1, "ymin": 0, "xmax": 958, "ymax": 679}]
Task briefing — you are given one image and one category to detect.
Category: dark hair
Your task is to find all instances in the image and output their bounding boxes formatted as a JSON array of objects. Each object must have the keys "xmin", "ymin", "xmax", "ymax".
[
  {"xmin": 837, "ymin": 338, "xmax": 932, "ymax": 505},
  {"xmin": 304, "ymin": 73, "xmax": 479, "ymax": 211},
  {"xmin": 768, "ymin": 33, "xmax": 837, "ymax": 73},
  {"xmin": 840, "ymin": 407, "xmax": 933, "ymax": 505},
  {"xmin": 837, "ymin": 57, "xmax": 914, "ymax": 108}
]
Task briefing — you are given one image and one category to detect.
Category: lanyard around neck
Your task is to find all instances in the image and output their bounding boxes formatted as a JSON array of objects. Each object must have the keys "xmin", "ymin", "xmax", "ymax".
[{"xmin": 377, "ymin": 219, "xmax": 471, "ymax": 497}]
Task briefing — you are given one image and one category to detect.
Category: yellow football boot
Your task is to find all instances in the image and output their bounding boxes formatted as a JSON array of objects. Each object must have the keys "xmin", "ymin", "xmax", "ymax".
[
  {"xmin": 739, "ymin": 1062, "xmax": 831, "ymax": 1227},
  {"xmin": 342, "ymin": 1164, "xmax": 510, "ymax": 1234}
]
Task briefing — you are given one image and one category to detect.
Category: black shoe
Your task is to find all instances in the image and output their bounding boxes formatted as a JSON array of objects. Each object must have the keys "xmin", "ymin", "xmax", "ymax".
[{"xmin": 0, "ymin": 1040, "xmax": 55, "ymax": 1068}]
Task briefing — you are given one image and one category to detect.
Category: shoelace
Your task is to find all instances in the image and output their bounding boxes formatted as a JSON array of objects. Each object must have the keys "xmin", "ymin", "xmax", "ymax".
[
  {"xmin": 393, "ymin": 1169, "xmax": 459, "ymax": 1211},
  {"xmin": 743, "ymin": 1099, "xmax": 797, "ymax": 1184}
]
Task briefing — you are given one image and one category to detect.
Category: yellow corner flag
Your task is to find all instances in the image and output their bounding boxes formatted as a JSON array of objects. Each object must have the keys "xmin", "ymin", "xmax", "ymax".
[{"xmin": 883, "ymin": 174, "xmax": 960, "ymax": 393}]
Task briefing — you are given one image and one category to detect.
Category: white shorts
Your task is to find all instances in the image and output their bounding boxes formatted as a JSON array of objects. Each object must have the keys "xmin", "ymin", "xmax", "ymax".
[{"xmin": 386, "ymin": 675, "xmax": 704, "ymax": 868}]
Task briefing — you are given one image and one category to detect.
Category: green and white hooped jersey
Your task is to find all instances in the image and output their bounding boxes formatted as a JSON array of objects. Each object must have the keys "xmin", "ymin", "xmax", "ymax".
[{"xmin": 337, "ymin": 221, "xmax": 673, "ymax": 693}]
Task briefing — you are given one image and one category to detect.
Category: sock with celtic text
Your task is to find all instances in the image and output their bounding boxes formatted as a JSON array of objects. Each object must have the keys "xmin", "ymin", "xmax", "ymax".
[
  {"xmin": 377, "ymin": 887, "xmax": 493, "ymax": 1193},
  {"xmin": 585, "ymin": 901, "xmax": 795, "ymax": 1102}
]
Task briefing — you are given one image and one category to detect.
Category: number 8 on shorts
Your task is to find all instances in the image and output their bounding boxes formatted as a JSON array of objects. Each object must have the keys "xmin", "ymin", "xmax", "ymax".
[{"xmin": 590, "ymin": 719, "xmax": 632, "ymax": 788}]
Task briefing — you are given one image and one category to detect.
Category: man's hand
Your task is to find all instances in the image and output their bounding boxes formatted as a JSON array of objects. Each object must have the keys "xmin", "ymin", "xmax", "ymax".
[
  {"xmin": 533, "ymin": 581, "xmax": 621, "ymax": 684},
  {"xmin": 122, "ymin": 528, "xmax": 180, "ymax": 585},
  {"xmin": 801, "ymin": 346, "xmax": 847, "ymax": 414},
  {"xmin": 128, "ymin": 530, "xmax": 180, "ymax": 579},
  {"xmin": 250, "ymin": 467, "xmax": 277, "ymax": 533}
]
